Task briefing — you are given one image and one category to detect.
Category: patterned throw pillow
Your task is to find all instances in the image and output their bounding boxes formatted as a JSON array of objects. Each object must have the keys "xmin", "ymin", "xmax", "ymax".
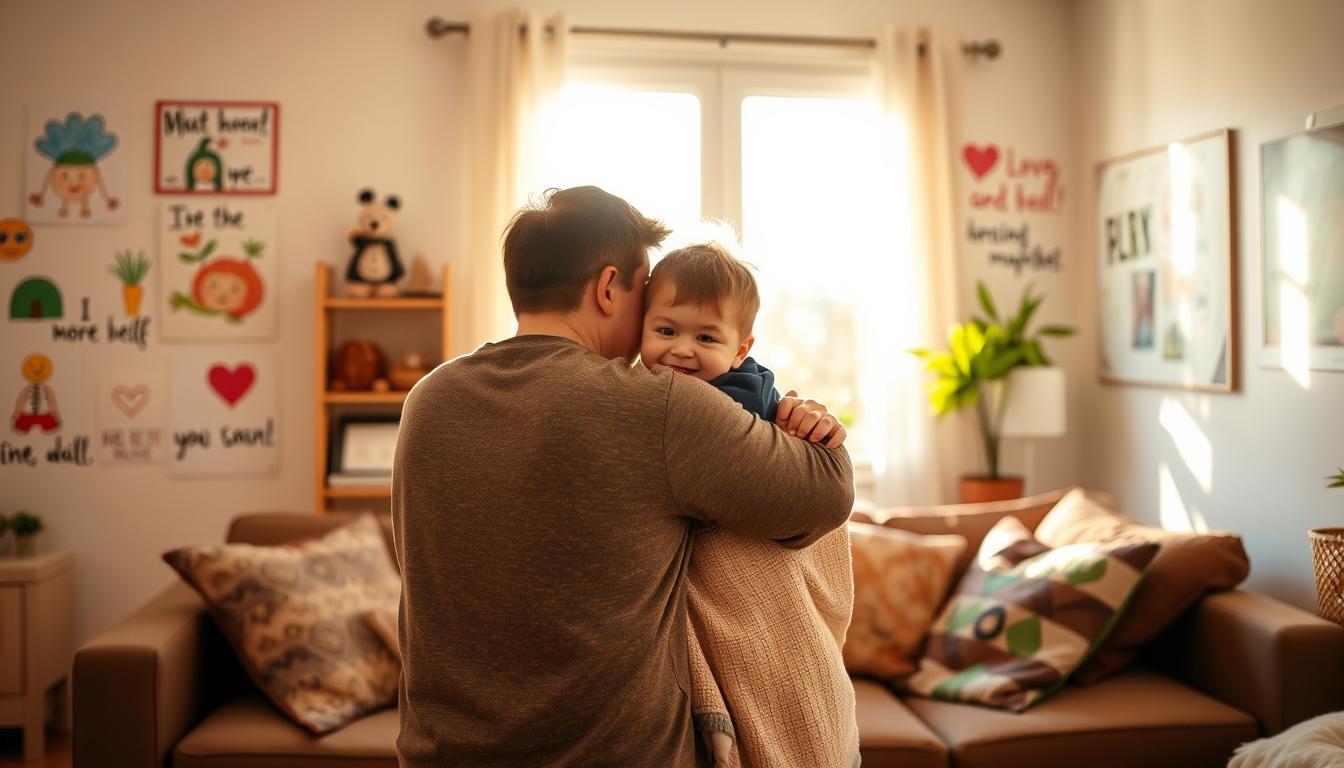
[
  {"xmin": 163, "ymin": 514, "xmax": 401, "ymax": 734},
  {"xmin": 844, "ymin": 522, "xmax": 966, "ymax": 679},
  {"xmin": 902, "ymin": 516, "xmax": 1158, "ymax": 712}
]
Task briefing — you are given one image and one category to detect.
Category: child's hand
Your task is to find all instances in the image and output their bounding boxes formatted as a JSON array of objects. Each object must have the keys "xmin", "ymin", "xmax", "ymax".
[
  {"xmin": 703, "ymin": 730, "xmax": 739, "ymax": 768},
  {"xmin": 776, "ymin": 390, "xmax": 847, "ymax": 448}
]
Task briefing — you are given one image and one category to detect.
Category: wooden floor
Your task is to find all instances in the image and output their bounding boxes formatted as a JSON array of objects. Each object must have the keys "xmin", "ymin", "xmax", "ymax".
[{"xmin": 0, "ymin": 731, "xmax": 71, "ymax": 768}]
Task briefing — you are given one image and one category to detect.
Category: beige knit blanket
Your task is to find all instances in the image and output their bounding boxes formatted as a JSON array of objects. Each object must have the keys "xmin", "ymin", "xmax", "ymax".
[{"xmin": 688, "ymin": 524, "xmax": 859, "ymax": 768}]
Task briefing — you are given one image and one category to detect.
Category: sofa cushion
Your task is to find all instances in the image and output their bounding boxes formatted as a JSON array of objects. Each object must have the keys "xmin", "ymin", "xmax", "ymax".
[
  {"xmin": 1033, "ymin": 488, "xmax": 1250, "ymax": 684},
  {"xmin": 903, "ymin": 517, "xmax": 1158, "ymax": 711},
  {"xmin": 174, "ymin": 695, "xmax": 397, "ymax": 768},
  {"xmin": 853, "ymin": 679, "xmax": 948, "ymax": 768},
  {"xmin": 904, "ymin": 669, "xmax": 1259, "ymax": 768},
  {"xmin": 164, "ymin": 514, "xmax": 401, "ymax": 735},
  {"xmin": 844, "ymin": 522, "xmax": 966, "ymax": 679}
]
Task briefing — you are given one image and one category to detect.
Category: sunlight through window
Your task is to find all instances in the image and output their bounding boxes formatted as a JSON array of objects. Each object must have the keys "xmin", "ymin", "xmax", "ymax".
[
  {"xmin": 1158, "ymin": 397, "xmax": 1212, "ymax": 494},
  {"xmin": 533, "ymin": 85, "xmax": 702, "ymax": 238},
  {"xmin": 1276, "ymin": 195, "xmax": 1311, "ymax": 386}
]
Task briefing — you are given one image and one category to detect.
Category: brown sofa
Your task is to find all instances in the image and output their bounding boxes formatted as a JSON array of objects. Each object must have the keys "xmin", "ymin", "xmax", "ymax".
[{"xmin": 73, "ymin": 489, "xmax": 1344, "ymax": 767}]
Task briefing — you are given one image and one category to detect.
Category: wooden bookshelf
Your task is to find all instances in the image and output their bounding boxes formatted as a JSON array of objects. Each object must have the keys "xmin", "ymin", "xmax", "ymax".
[{"xmin": 313, "ymin": 262, "xmax": 451, "ymax": 512}]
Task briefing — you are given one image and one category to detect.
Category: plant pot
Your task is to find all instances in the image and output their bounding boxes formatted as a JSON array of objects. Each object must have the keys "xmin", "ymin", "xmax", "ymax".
[
  {"xmin": 959, "ymin": 476, "xmax": 1024, "ymax": 504},
  {"xmin": 14, "ymin": 534, "xmax": 38, "ymax": 558},
  {"xmin": 1309, "ymin": 528, "xmax": 1344, "ymax": 625}
]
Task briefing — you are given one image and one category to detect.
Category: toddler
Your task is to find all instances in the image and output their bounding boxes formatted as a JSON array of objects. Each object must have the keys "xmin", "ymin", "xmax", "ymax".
[{"xmin": 640, "ymin": 243, "xmax": 859, "ymax": 768}]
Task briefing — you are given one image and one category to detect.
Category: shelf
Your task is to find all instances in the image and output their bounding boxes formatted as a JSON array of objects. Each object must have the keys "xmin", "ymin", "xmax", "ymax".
[
  {"xmin": 323, "ymin": 391, "xmax": 408, "ymax": 404},
  {"xmin": 323, "ymin": 486, "xmax": 391, "ymax": 499},
  {"xmin": 323, "ymin": 296, "xmax": 444, "ymax": 310}
]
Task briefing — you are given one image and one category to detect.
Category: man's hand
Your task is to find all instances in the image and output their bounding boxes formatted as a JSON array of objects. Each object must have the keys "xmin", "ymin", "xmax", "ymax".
[
  {"xmin": 775, "ymin": 390, "xmax": 847, "ymax": 448},
  {"xmin": 703, "ymin": 730, "xmax": 739, "ymax": 768}
]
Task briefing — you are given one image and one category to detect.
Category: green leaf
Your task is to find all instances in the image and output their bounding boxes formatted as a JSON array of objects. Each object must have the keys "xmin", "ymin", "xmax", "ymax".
[
  {"xmin": 1328, "ymin": 468, "xmax": 1344, "ymax": 488},
  {"xmin": 1011, "ymin": 297, "xmax": 1043, "ymax": 339},
  {"xmin": 986, "ymin": 348, "xmax": 1025, "ymax": 380},
  {"xmin": 1024, "ymin": 340, "xmax": 1046, "ymax": 366},
  {"xmin": 1039, "ymin": 325, "xmax": 1076, "ymax": 337},
  {"xmin": 977, "ymin": 281, "xmax": 1000, "ymax": 322},
  {"xmin": 908, "ymin": 348, "xmax": 931, "ymax": 359}
]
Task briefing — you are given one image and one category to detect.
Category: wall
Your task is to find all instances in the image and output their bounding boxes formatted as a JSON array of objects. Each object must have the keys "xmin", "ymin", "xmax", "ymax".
[
  {"xmin": 0, "ymin": 0, "xmax": 1077, "ymax": 646},
  {"xmin": 1072, "ymin": 0, "xmax": 1344, "ymax": 609}
]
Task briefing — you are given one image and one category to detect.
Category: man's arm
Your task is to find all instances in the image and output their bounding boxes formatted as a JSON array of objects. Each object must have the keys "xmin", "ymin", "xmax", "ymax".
[{"xmin": 663, "ymin": 374, "xmax": 853, "ymax": 548}]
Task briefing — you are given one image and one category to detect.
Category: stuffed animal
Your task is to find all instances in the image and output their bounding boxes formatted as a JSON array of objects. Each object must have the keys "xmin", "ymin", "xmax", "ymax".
[{"xmin": 345, "ymin": 188, "xmax": 404, "ymax": 298}]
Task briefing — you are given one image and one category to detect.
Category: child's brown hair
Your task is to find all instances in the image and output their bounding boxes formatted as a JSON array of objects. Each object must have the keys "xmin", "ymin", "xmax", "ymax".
[{"xmin": 646, "ymin": 242, "xmax": 760, "ymax": 338}]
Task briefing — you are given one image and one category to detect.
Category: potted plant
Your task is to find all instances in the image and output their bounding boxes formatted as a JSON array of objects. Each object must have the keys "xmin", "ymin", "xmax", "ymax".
[
  {"xmin": 110, "ymin": 249, "xmax": 151, "ymax": 315},
  {"xmin": 909, "ymin": 281, "xmax": 1075, "ymax": 503},
  {"xmin": 10, "ymin": 511, "xmax": 44, "ymax": 558},
  {"xmin": 1309, "ymin": 469, "xmax": 1344, "ymax": 624}
]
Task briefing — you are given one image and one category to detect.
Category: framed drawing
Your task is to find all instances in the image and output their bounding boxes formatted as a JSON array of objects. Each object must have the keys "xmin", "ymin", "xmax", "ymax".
[
  {"xmin": 154, "ymin": 101, "xmax": 279, "ymax": 195},
  {"xmin": 1095, "ymin": 129, "xmax": 1237, "ymax": 391},
  {"xmin": 1259, "ymin": 105, "xmax": 1344, "ymax": 372},
  {"xmin": 328, "ymin": 414, "xmax": 399, "ymax": 485}
]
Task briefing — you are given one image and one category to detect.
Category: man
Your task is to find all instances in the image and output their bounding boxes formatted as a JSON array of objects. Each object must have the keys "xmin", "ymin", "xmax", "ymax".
[{"xmin": 392, "ymin": 186, "xmax": 854, "ymax": 767}]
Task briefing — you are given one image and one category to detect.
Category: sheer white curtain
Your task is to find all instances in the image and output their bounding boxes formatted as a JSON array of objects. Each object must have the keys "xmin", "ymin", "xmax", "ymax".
[
  {"xmin": 464, "ymin": 10, "xmax": 568, "ymax": 350},
  {"xmin": 863, "ymin": 26, "xmax": 976, "ymax": 506}
]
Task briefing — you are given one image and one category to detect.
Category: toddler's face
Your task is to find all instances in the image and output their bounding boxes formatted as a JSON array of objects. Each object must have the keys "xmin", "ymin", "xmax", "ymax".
[{"xmin": 640, "ymin": 280, "xmax": 751, "ymax": 382}]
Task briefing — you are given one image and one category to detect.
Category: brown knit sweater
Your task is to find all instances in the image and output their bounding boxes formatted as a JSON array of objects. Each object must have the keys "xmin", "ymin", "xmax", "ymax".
[
  {"xmin": 391, "ymin": 336, "xmax": 854, "ymax": 768},
  {"xmin": 688, "ymin": 525, "xmax": 859, "ymax": 768}
]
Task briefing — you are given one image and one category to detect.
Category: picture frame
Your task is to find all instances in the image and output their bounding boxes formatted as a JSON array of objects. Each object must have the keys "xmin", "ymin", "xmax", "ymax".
[
  {"xmin": 328, "ymin": 414, "xmax": 399, "ymax": 481},
  {"xmin": 154, "ymin": 100, "xmax": 280, "ymax": 195},
  {"xmin": 1258, "ymin": 103, "xmax": 1344, "ymax": 373},
  {"xmin": 1094, "ymin": 129, "xmax": 1238, "ymax": 392}
]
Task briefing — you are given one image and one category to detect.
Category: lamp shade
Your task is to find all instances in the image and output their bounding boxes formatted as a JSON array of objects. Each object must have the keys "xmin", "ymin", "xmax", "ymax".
[{"xmin": 1001, "ymin": 367, "xmax": 1067, "ymax": 438}]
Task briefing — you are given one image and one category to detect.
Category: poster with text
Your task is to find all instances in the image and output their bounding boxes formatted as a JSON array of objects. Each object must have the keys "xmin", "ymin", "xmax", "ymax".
[
  {"xmin": 168, "ymin": 349, "xmax": 278, "ymax": 476},
  {"xmin": 1095, "ymin": 130, "xmax": 1236, "ymax": 391},
  {"xmin": 97, "ymin": 369, "xmax": 167, "ymax": 464},
  {"xmin": 155, "ymin": 101, "xmax": 279, "ymax": 194},
  {"xmin": 3, "ymin": 349, "xmax": 92, "ymax": 469},
  {"xmin": 24, "ymin": 104, "xmax": 130, "ymax": 225},
  {"xmin": 159, "ymin": 201, "xmax": 278, "ymax": 340}
]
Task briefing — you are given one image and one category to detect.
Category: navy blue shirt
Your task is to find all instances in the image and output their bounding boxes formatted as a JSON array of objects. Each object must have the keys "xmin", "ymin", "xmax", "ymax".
[{"xmin": 708, "ymin": 356, "xmax": 781, "ymax": 422}]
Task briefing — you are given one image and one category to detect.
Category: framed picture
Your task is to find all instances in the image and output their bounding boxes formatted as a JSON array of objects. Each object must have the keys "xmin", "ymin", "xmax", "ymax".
[
  {"xmin": 154, "ymin": 100, "xmax": 279, "ymax": 195},
  {"xmin": 1259, "ymin": 104, "xmax": 1344, "ymax": 372},
  {"xmin": 329, "ymin": 414, "xmax": 399, "ymax": 482},
  {"xmin": 1095, "ymin": 129, "xmax": 1237, "ymax": 391}
]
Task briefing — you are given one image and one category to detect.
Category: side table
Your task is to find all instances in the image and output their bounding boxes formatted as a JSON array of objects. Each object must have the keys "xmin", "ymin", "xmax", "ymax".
[{"xmin": 0, "ymin": 550, "xmax": 74, "ymax": 760}]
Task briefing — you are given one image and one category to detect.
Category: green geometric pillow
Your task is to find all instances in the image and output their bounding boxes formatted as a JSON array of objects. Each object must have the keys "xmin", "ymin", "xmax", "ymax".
[{"xmin": 900, "ymin": 516, "xmax": 1158, "ymax": 712}]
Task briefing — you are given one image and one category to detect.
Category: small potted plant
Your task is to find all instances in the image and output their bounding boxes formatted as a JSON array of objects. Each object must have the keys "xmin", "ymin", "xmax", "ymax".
[
  {"xmin": 10, "ymin": 511, "xmax": 44, "ymax": 558},
  {"xmin": 909, "ymin": 281, "xmax": 1075, "ymax": 503},
  {"xmin": 1309, "ymin": 468, "xmax": 1344, "ymax": 624},
  {"xmin": 109, "ymin": 249, "xmax": 151, "ymax": 315}
]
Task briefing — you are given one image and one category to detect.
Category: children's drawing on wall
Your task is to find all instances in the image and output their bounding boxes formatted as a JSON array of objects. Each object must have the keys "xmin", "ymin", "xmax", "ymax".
[
  {"xmin": 155, "ymin": 101, "xmax": 279, "ymax": 195},
  {"xmin": 0, "ymin": 219, "xmax": 35, "ymax": 261},
  {"xmin": 109, "ymin": 250, "xmax": 151, "ymax": 316},
  {"xmin": 9, "ymin": 277, "xmax": 63, "ymax": 320},
  {"xmin": 24, "ymin": 106, "xmax": 129, "ymax": 225},
  {"xmin": 11, "ymin": 353, "xmax": 60, "ymax": 434},
  {"xmin": 1131, "ymin": 270, "xmax": 1156, "ymax": 350},
  {"xmin": 168, "ymin": 349, "xmax": 278, "ymax": 476},
  {"xmin": 97, "ymin": 370, "xmax": 166, "ymax": 464},
  {"xmin": 159, "ymin": 202, "xmax": 277, "ymax": 340},
  {"xmin": 961, "ymin": 141, "xmax": 1067, "ymax": 277}
]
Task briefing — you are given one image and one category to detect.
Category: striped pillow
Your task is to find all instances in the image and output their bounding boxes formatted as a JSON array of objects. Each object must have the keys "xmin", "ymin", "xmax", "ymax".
[{"xmin": 901, "ymin": 516, "xmax": 1157, "ymax": 712}]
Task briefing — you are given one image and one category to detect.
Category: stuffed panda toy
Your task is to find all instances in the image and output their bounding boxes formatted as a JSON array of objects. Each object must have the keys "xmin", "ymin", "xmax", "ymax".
[{"xmin": 345, "ymin": 189, "xmax": 405, "ymax": 297}]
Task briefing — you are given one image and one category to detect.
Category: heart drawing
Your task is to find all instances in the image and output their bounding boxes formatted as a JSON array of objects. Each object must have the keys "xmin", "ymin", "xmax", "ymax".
[
  {"xmin": 112, "ymin": 385, "xmax": 150, "ymax": 418},
  {"xmin": 179, "ymin": 232, "xmax": 202, "ymax": 247},
  {"xmin": 208, "ymin": 363, "xmax": 256, "ymax": 408},
  {"xmin": 963, "ymin": 143, "xmax": 1000, "ymax": 180}
]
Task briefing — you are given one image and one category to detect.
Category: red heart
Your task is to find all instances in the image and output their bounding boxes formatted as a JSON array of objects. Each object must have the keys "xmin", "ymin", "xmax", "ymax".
[
  {"xmin": 216, "ymin": 137, "xmax": 229, "ymax": 149},
  {"xmin": 963, "ymin": 143, "xmax": 1000, "ymax": 180},
  {"xmin": 208, "ymin": 363, "xmax": 255, "ymax": 407},
  {"xmin": 180, "ymin": 232, "xmax": 202, "ymax": 247}
]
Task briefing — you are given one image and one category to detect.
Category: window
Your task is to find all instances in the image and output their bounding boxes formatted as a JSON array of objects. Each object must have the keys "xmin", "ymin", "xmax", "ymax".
[{"xmin": 532, "ymin": 44, "xmax": 890, "ymax": 456}]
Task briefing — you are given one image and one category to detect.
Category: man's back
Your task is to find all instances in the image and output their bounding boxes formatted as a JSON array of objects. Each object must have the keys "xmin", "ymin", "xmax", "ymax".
[{"xmin": 393, "ymin": 335, "xmax": 853, "ymax": 767}]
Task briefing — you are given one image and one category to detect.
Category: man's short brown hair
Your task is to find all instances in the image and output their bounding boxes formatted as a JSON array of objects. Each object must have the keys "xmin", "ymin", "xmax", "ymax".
[
  {"xmin": 646, "ymin": 242, "xmax": 761, "ymax": 339},
  {"xmin": 502, "ymin": 186, "xmax": 670, "ymax": 315}
]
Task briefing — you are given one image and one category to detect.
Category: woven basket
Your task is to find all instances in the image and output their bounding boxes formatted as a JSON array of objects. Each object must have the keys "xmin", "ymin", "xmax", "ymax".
[{"xmin": 1310, "ymin": 528, "xmax": 1344, "ymax": 625}]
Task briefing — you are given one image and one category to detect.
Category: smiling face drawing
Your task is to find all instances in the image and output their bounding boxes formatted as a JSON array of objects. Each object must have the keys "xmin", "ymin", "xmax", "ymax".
[
  {"xmin": 51, "ymin": 164, "xmax": 98, "ymax": 202},
  {"xmin": 193, "ymin": 158, "xmax": 217, "ymax": 186},
  {"xmin": 0, "ymin": 219, "xmax": 33, "ymax": 261},
  {"xmin": 191, "ymin": 258, "xmax": 264, "ymax": 320},
  {"xmin": 22, "ymin": 354, "xmax": 52, "ymax": 384}
]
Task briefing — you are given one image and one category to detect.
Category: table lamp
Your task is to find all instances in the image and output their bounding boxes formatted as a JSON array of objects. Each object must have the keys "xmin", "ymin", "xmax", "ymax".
[{"xmin": 1001, "ymin": 366, "xmax": 1067, "ymax": 494}]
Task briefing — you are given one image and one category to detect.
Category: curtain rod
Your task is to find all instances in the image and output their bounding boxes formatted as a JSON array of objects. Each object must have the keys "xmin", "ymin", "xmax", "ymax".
[{"xmin": 424, "ymin": 17, "xmax": 1002, "ymax": 59}]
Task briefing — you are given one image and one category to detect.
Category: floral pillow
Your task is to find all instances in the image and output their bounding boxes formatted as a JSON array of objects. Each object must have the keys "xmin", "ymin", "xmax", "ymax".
[
  {"xmin": 901, "ymin": 516, "xmax": 1158, "ymax": 712},
  {"xmin": 163, "ymin": 514, "xmax": 401, "ymax": 734},
  {"xmin": 843, "ymin": 522, "xmax": 966, "ymax": 679}
]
